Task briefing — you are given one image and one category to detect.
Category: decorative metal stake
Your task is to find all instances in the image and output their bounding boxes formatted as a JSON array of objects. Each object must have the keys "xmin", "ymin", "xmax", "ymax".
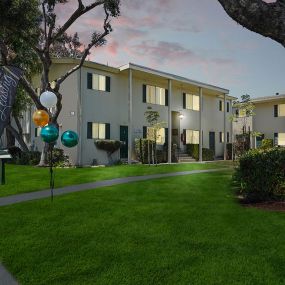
[{"xmin": 49, "ymin": 146, "xmax": 54, "ymax": 201}]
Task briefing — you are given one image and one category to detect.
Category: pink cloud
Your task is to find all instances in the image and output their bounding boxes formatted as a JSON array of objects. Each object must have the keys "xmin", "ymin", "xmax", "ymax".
[{"xmin": 107, "ymin": 40, "xmax": 119, "ymax": 56}]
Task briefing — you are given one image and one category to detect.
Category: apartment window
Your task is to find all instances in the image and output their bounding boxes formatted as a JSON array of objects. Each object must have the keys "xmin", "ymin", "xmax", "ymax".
[
  {"xmin": 35, "ymin": 127, "xmax": 41, "ymax": 137},
  {"xmin": 183, "ymin": 93, "xmax": 200, "ymax": 111},
  {"xmin": 227, "ymin": 132, "xmax": 230, "ymax": 143},
  {"xmin": 219, "ymin": 132, "xmax": 224, "ymax": 143},
  {"xmin": 87, "ymin": 73, "xmax": 111, "ymax": 92},
  {"xmin": 219, "ymin": 100, "xmax": 223, "ymax": 111},
  {"xmin": 87, "ymin": 122, "xmax": 110, "ymax": 139},
  {"xmin": 227, "ymin": 102, "xmax": 230, "ymax": 113},
  {"xmin": 143, "ymin": 84, "xmax": 167, "ymax": 106},
  {"xmin": 275, "ymin": 104, "xmax": 285, "ymax": 117},
  {"xmin": 275, "ymin": 133, "xmax": 285, "ymax": 146},
  {"xmin": 147, "ymin": 127, "xmax": 165, "ymax": 145},
  {"xmin": 186, "ymin": 130, "xmax": 199, "ymax": 144}
]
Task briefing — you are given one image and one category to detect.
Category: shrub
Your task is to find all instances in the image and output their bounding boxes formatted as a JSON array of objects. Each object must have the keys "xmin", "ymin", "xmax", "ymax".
[
  {"xmin": 134, "ymin": 139, "xmax": 176, "ymax": 164},
  {"xmin": 234, "ymin": 147, "xmax": 285, "ymax": 202},
  {"xmin": 186, "ymin": 144, "xmax": 198, "ymax": 157},
  {"xmin": 226, "ymin": 143, "xmax": 233, "ymax": 160},
  {"xmin": 9, "ymin": 150, "xmax": 41, "ymax": 165},
  {"xmin": 95, "ymin": 140, "xmax": 121, "ymax": 165},
  {"xmin": 234, "ymin": 133, "xmax": 250, "ymax": 157},
  {"xmin": 48, "ymin": 148, "xmax": 71, "ymax": 167},
  {"xmin": 202, "ymin": 148, "xmax": 214, "ymax": 161},
  {"xmin": 186, "ymin": 144, "xmax": 214, "ymax": 161},
  {"xmin": 261, "ymin": 139, "xmax": 273, "ymax": 150}
]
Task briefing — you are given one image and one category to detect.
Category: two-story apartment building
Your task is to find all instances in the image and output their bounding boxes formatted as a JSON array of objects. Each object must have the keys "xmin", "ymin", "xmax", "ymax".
[
  {"xmin": 29, "ymin": 58, "xmax": 234, "ymax": 165},
  {"xmin": 233, "ymin": 94, "xmax": 285, "ymax": 148}
]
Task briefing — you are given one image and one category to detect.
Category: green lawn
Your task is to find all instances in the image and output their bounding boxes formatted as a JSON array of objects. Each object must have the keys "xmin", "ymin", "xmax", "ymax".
[
  {"xmin": 0, "ymin": 161, "xmax": 231, "ymax": 197},
  {"xmin": 1, "ymin": 170, "xmax": 285, "ymax": 284}
]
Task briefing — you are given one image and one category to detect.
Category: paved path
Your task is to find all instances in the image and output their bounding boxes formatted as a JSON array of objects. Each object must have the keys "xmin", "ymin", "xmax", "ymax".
[
  {"xmin": 0, "ymin": 168, "xmax": 227, "ymax": 207},
  {"xmin": 0, "ymin": 263, "xmax": 19, "ymax": 285}
]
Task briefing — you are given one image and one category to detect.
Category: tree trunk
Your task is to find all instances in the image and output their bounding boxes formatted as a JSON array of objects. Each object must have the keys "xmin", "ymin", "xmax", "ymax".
[
  {"xmin": 5, "ymin": 124, "xmax": 29, "ymax": 152},
  {"xmin": 217, "ymin": 0, "xmax": 285, "ymax": 47},
  {"xmin": 6, "ymin": 128, "xmax": 15, "ymax": 147},
  {"xmin": 38, "ymin": 142, "xmax": 48, "ymax": 166}
]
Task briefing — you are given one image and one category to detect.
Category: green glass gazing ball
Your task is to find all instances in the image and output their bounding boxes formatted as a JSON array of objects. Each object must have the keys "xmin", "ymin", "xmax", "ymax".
[
  {"xmin": 40, "ymin": 125, "xmax": 59, "ymax": 143},
  {"xmin": 61, "ymin": 130, "xmax": 79, "ymax": 148}
]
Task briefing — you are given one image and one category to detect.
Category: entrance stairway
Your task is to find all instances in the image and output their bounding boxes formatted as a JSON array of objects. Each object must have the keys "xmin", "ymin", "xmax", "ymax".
[{"xmin": 178, "ymin": 153, "xmax": 196, "ymax": 163}]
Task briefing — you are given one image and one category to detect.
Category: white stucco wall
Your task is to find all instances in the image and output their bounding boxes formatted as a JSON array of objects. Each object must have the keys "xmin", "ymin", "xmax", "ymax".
[{"xmin": 29, "ymin": 60, "xmax": 232, "ymax": 165}]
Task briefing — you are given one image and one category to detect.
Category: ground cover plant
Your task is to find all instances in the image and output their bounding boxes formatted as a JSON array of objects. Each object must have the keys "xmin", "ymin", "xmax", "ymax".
[
  {"xmin": 0, "ymin": 162, "xmax": 230, "ymax": 197},
  {"xmin": 1, "ymin": 170, "xmax": 285, "ymax": 285}
]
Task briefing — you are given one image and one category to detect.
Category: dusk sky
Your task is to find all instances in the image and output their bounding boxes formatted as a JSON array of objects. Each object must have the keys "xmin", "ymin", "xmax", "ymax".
[{"xmin": 58, "ymin": 0, "xmax": 284, "ymax": 100}]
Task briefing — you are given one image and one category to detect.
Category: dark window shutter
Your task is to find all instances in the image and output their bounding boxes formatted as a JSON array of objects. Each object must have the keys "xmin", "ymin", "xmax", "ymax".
[
  {"xmin": 183, "ymin": 93, "xmax": 186, "ymax": 109},
  {"xmin": 165, "ymin": 128, "xmax": 168, "ymax": 144},
  {"xmin": 219, "ymin": 100, "xmax": 222, "ymax": 111},
  {"xmin": 87, "ymin": 73, "xmax": 92, "ymax": 89},
  {"xmin": 165, "ymin": 89, "xmax": 168, "ymax": 106},
  {"xmin": 87, "ymin": 122, "xmax": 92, "ymax": 139},
  {"xmin": 274, "ymin": 132, "xmax": 278, "ymax": 146},
  {"xmin": 227, "ymin": 102, "xmax": 230, "ymax": 112},
  {"xmin": 105, "ymin": 123, "xmax": 110, "ymax": 139},
  {"xmin": 227, "ymin": 132, "xmax": 230, "ymax": 143},
  {"xmin": 274, "ymin": 105, "xmax": 278, "ymax": 117},
  {"xmin": 219, "ymin": 132, "xmax": 222, "ymax": 143},
  {"xmin": 106, "ymin": 76, "xmax": 111, "ymax": 92},
  {"xmin": 183, "ymin": 129, "xmax": 186, "ymax": 145},
  {"xmin": 142, "ymin": 84, "xmax": 146, "ymax": 103},
  {"xmin": 143, "ymin": 126, "xmax": 147, "ymax": 138}
]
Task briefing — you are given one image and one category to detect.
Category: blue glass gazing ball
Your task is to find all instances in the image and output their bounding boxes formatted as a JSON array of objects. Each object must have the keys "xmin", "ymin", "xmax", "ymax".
[
  {"xmin": 61, "ymin": 130, "xmax": 79, "ymax": 148},
  {"xmin": 40, "ymin": 125, "xmax": 59, "ymax": 143}
]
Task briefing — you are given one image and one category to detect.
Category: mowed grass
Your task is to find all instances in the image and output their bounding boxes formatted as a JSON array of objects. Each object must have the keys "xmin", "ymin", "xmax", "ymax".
[
  {"xmin": 1, "ymin": 170, "xmax": 285, "ymax": 284},
  {"xmin": 0, "ymin": 161, "xmax": 231, "ymax": 197}
]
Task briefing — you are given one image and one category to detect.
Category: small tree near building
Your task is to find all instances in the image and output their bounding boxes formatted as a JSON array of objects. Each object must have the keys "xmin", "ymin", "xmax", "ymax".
[
  {"xmin": 144, "ymin": 108, "xmax": 166, "ymax": 166},
  {"xmin": 232, "ymin": 94, "xmax": 259, "ymax": 157}
]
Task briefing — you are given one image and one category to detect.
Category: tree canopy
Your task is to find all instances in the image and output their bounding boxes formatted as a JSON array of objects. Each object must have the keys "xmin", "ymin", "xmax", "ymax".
[
  {"xmin": 217, "ymin": 0, "xmax": 285, "ymax": 47},
  {"xmin": 0, "ymin": 0, "xmax": 120, "ymax": 157}
]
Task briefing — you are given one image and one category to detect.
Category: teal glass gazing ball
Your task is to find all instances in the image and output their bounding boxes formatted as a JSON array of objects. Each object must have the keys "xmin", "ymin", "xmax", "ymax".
[
  {"xmin": 61, "ymin": 130, "xmax": 79, "ymax": 148},
  {"xmin": 40, "ymin": 125, "xmax": 59, "ymax": 143}
]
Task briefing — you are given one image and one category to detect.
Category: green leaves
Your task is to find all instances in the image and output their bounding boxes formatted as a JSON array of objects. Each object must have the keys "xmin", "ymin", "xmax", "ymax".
[{"xmin": 235, "ymin": 148, "xmax": 285, "ymax": 202}]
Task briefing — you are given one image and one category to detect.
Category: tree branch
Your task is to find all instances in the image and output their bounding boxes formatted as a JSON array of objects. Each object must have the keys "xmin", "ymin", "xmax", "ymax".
[
  {"xmin": 217, "ymin": 0, "xmax": 285, "ymax": 47},
  {"xmin": 19, "ymin": 76, "xmax": 46, "ymax": 110},
  {"xmin": 6, "ymin": 123, "xmax": 29, "ymax": 152},
  {"xmin": 54, "ymin": 6, "xmax": 111, "ymax": 91},
  {"xmin": 52, "ymin": 0, "xmax": 105, "ymax": 42}
]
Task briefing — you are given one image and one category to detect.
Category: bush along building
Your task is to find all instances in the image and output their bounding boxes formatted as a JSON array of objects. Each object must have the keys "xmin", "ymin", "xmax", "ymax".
[
  {"xmin": 27, "ymin": 58, "xmax": 234, "ymax": 165},
  {"xmin": 233, "ymin": 93, "xmax": 285, "ymax": 149}
]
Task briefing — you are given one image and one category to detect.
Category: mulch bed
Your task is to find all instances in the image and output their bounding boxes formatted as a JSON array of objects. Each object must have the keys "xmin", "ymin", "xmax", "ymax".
[{"xmin": 238, "ymin": 196, "xmax": 285, "ymax": 212}]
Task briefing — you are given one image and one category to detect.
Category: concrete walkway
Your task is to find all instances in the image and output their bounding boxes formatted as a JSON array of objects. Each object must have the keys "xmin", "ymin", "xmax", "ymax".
[
  {"xmin": 0, "ymin": 168, "xmax": 227, "ymax": 207},
  {"xmin": 0, "ymin": 263, "xmax": 19, "ymax": 285}
]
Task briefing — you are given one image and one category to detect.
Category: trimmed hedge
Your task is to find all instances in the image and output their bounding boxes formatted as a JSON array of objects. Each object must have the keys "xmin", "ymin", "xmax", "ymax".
[
  {"xmin": 186, "ymin": 144, "xmax": 214, "ymax": 161},
  {"xmin": 95, "ymin": 140, "xmax": 121, "ymax": 165},
  {"xmin": 134, "ymin": 139, "xmax": 177, "ymax": 164},
  {"xmin": 135, "ymin": 139, "xmax": 163, "ymax": 164},
  {"xmin": 234, "ymin": 147, "xmax": 285, "ymax": 202}
]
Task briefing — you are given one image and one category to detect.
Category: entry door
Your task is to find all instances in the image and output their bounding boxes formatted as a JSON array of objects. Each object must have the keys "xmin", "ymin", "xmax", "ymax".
[
  {"xmin": 209, "ymin": 132, "xmax": 215, "ymax": 155},
  {"xmin": 120, "ymin": 126, "xmax": 128, "ymax": 159}
]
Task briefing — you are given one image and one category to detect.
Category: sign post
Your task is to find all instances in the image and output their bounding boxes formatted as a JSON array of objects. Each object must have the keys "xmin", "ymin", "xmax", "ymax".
[{"xmin": 0, "ymin": 149, "xmax": 11, "ymax": 185}]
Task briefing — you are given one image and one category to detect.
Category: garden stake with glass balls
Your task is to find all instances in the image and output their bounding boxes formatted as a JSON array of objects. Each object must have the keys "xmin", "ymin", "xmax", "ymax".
[{"xmin": 32, "ymin": 91, "xmax": 79, "ymax": 201}]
